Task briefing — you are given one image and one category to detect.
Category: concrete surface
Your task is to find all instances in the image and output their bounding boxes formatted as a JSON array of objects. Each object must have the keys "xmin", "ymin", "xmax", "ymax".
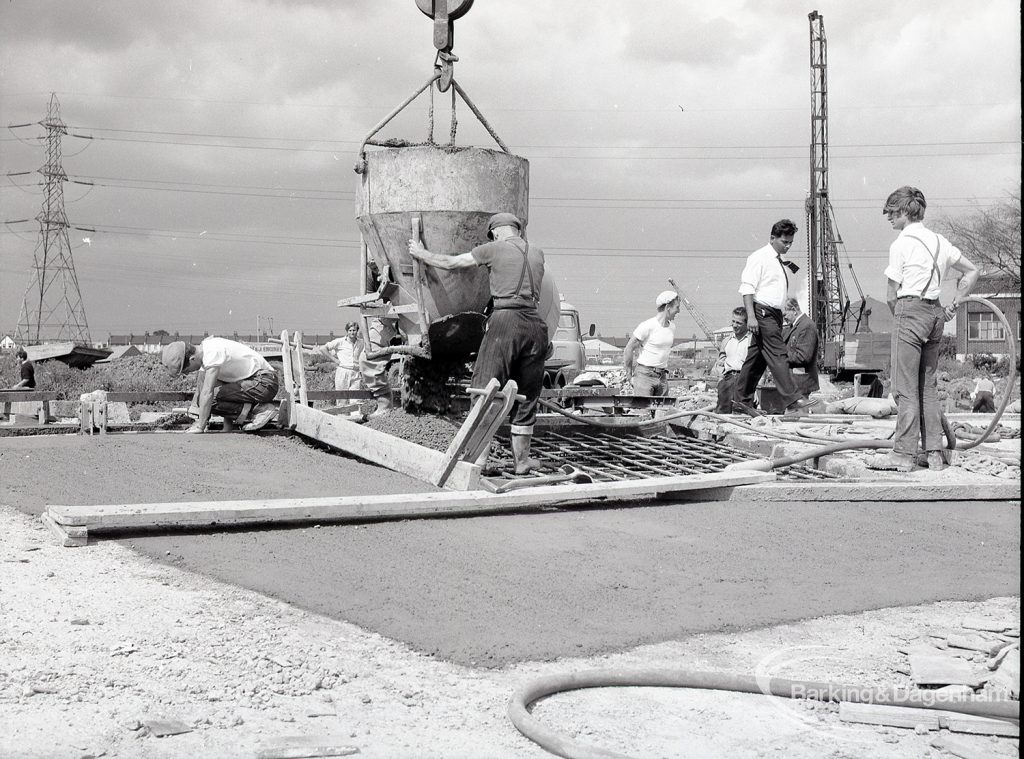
[{"xmin": 2, "ymin": 432, "xmax": 1019, "ymax": 669}]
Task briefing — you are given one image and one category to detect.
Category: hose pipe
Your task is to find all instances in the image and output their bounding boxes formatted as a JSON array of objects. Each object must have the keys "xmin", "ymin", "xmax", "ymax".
[
  {"xmin": 509, "ymin": 667, "xmax": 1019, "ymax": 759},
  {"xmin": 729, "ymin": 295, "xmax": 1018, "ymax": 472}
]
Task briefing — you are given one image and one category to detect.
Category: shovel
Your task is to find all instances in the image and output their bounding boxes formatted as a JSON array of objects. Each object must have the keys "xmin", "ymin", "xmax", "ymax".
[{"xmin": 481, "ymin": 465, "xmax": 593, "ymax": 494}]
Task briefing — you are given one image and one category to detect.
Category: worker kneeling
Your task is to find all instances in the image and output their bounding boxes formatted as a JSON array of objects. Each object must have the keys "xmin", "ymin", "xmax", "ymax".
[
  {"xmin": 408, "ymin": 213, "xmax": 548, "ymax": 475},
  {"xmin": 162, "ymin": 337, "xmax": 279, "ymax": 434}
]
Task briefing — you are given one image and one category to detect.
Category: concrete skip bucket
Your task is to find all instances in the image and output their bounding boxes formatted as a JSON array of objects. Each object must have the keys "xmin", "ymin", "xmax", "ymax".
[{"xmin": 356, "ymin": 144, "xmax": 557, "ymax": 361}]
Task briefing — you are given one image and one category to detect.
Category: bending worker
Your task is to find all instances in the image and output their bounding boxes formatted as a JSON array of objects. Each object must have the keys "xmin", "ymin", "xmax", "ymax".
[
  {"xmin": 971, "ymin": 373, "xmax": 996, "ymax": 413},
  {"xmin": 782, "ymin": 297, "xmax": 819, "ymax": 398},
  {"xmin": 623, "ymin": 290, "xmax": 680, "ymax": 396},
  {"xmin": 733, "ymin": 219, "xmax": 814, "ymax": 417},
  {"xmin": 407, "ymin": 212, "xmax": 549, "ymax": 475},
  {"xmin": 161, "ymin": 336, "xmax": 279, "ymax": 434},
  {"xmin": 867, "ymin": 185, "xmax": 978, "ymax": 472}
]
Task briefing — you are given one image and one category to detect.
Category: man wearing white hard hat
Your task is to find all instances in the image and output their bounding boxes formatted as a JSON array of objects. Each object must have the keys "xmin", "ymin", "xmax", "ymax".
[
  {"xmin": 407, "ymin": 212, "xmax": 549, "ymax": 475},
  {"xmin": 161, "ymin": 337, "xmax": 279, "ymax": 434},
  {"xmin": 623, "ymin": 290, "xmax": 681, "ymax": 396}
]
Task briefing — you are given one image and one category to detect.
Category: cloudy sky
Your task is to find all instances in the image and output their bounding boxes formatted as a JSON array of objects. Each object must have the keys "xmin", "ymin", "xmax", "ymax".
[{"xmin": 1, "ymin": 0, "xmax": 1019, "ymax": 342}]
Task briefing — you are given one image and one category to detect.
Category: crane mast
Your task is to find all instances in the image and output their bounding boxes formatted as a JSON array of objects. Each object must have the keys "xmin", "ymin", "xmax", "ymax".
[
  {"xmin": 668, "ymin": 279, "xmax": 719, "ymax": 345},
  {"xmin": 807, "ymin": 10, "xmax": 850, "ymax": 365}
]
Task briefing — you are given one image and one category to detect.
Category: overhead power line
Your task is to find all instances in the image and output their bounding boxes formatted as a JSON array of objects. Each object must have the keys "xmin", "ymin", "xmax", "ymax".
[{"xmin": 60, "ymin": 124, "xmax": 1020, "ymax": 151}]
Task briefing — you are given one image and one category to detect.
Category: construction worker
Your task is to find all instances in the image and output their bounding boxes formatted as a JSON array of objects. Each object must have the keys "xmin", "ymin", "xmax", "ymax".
[
  {"xmin": 358, "ymin": 316, "xmax": 398, "ymax": 418},
  {"xmin": 713, "ymin": 307, "xmax": 751, "ymax": 413},
  {"xmin": 623, "ymin": 291, "xmax": 680, "ymax": 396},
  {"xmin": 782, "ymin": 297, "xmax": 820, "ymax": 398},
  {"xmin": 972, "ymin": 372, "xmax": 996, "ymax": 413},
  {"xmin": 867, "ymin": 186, "xmax": 979, "ymax": 472},
  {"xmin": 733, "ymin": 219, "xmax": 814, "ymax": 417},
  {"xmin": 161, "ymin": 337, "xmax": 279, "ymax": 434},
  {"xmin": 317, "ymin": 321, "xmax": 364, "ymax": 416},
  {"xmin": 1, "ymin": 347, "xmax": 36, "ymax": 424},
  {"xmin": 9, "ymin": 347, "xmax": 36, "ymax": 390},
  {"xmin": 407, "ymin": 212, "xmax": 548, "ymax": 475}
]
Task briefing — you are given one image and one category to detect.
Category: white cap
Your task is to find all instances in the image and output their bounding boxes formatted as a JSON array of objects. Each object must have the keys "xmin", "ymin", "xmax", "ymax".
[{"xmin": 656, "ymin": 290, "xmax": 679, "ymax": 307}]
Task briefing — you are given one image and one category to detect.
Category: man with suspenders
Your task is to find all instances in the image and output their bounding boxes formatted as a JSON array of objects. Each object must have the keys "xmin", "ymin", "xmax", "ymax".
[
  {"xmin": 867, "ymin": 186, "xmax": 978, "ymax": 472},
  {"xmin": 408, "ymin": 213, "xmax": 549, "ymax": 475}
]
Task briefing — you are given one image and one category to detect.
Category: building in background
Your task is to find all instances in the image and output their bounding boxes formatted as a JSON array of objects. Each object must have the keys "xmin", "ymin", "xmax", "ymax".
[{"xmin": 955, "ymin": 274, "xmax": 1020, "ymax": 360}]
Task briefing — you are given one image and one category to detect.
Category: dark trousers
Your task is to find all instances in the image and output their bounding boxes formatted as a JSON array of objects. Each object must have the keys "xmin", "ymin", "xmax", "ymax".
[
  {"xmin": 734, "ymin": 304, "xmax": 800, "ymax": 408},
  {"xmin": 716, "ymin": 371, "xmax": 740, "ymax": 413},
  {"xmin": 890, "ymin": 298, "xmax": 945, "ymax": 455},
  {"xmin": 472, "ymin": 307, "xmax": 549, "ymax": 433},
  {"xmin": 213, "ymin": 370, "xmax": 279, "ymax": 421},
  {"xmin": 972, "ymin": 391, "xmax": 995, "ymax": 413}
]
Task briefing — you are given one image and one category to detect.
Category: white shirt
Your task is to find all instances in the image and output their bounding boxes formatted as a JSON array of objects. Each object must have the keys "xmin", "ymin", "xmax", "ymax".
[
  {"xmin": 719, "ymin": 332, "xmax": 752, "ymax": 372},
  {"xmin": 632, "ymin": 316, "xmax": 676, "ymax": 369},
  {"xmin": 884, "ymin": 222, "xmax": 962, "ymax": 300},
  {"xmin": 738, "ymin": 244, "xmax": 790, "ymax": 309},
  {"xmin": 200, "ymin": 337, "xmax": 272, "ymax": 383},
  {"xmin": 323, "ymin": 336, "xmax": 358, "ymax": 369}
]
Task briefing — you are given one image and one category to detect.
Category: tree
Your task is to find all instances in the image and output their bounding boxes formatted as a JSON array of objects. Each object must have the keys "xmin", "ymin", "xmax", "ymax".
[
  {"xmin": 152, "ymin": 329, "xmax": 170, "ymax": 336},
  {"xmin": 936, "ymin": 189, "xmax": 1021, "ymax": 289}
]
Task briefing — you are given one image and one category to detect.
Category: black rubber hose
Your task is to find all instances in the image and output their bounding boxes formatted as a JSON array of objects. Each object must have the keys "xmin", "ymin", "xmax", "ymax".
[{"xmin": 509, "ymin": 667, "xmax": 1020, "ymax": 759}]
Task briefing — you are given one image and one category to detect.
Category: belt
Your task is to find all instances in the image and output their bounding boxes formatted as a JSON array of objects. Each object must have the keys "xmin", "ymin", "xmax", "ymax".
[
  {"xmin": 754, "ymin": 301, "xmax": 783, "ymax": 315},
  {"xmin": 492, "ymin": 297, "xmax": 539, "ymax": 309},
  {"xmin": 897, "ymin": 295, "xmax": 941, "ymax": 305},
  {"xmin": 723, "ymin": 370, "xmax": 739, "ymax": 377},
  {"xmin": 636, "ymin": 364, "xmax": 667, "ymax": 376}
]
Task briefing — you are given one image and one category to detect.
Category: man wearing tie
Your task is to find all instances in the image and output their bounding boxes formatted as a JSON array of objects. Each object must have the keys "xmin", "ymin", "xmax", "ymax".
[{"xmin": 732, "ymin": 219, "xmax": 813, "ymax": 417}]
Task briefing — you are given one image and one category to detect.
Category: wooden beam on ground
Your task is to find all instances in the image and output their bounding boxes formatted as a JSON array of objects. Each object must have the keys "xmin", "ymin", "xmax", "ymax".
[
  {"xmin": 291, "ymin": 402, "xmax": 481, "ymax": 491},
  {"xmin": 104, "ymin": 392, "xmax": 194, "ymax": 403},
  {"xmin": 0, "ymin": 391, "xmax": 61, "ymax": 402},
  {"xmin": 40, "ymin": 512, "xmax": 88, "ymax": 547},
  {"xmin": 43, "ymin": 470, "xmax": 776, "ymax": 544},
  {"xmin": 303, "ymin": 390, "xmax": 375, "ymax": 401}
]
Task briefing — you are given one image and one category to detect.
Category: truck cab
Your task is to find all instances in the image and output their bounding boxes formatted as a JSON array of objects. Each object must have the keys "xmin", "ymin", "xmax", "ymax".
[{"xmin": 545, "ymin": 301, "xmax": 589, "ymax": 387}]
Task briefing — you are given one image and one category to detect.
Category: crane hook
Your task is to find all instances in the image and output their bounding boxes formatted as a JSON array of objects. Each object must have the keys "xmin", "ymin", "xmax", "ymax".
[{"xmin": 416, "ymin": 0, "xmax": 474, "ymax": 91}]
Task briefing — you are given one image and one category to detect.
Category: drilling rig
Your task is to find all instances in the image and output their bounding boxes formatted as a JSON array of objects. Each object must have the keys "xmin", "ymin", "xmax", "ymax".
[{"xmin": 806, "ymin": 10, "xmax": 889, "ymax": 379}]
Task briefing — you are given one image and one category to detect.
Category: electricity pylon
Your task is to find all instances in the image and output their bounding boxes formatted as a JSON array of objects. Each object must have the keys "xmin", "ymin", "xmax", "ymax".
[{"xmin": 16, "ymin": 93, "xmax": 92, "ymax": 345}]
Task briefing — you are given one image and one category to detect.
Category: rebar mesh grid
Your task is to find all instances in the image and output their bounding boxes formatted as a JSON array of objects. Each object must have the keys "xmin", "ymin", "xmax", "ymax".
[{"xmin": 493, "ymin": 427, "xmax": 837, "ymax": 482}]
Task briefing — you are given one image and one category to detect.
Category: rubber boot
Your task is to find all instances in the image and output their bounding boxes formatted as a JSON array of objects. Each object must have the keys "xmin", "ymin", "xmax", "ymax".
[
  {"xmin": 369, "ymin": 393, "xmax": 392, "ymax": 419},
  {"xmin": 511, "ymin": 433, "xmax": 540, "ymax": 475}
]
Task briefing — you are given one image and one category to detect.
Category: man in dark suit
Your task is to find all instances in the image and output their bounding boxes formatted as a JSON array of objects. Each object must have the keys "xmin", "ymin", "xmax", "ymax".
[{"xmin": 783, "ymin": 298, "xmax": 819, "ymax": 397}]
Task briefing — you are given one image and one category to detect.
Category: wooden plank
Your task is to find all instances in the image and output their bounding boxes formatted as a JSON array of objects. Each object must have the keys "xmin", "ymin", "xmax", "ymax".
[
  {"xmin": 947, "ymin": 633, "xmax": 1007, "ymax": 656},
  {"xmin": 292, "ymin": 402, "xmax": 480, "ymax": 491},
  {"xmin": 279, "ymin": 329, "xmax": 297, "ymax": 430},
  {"xmin": 40, "ymin": 513, "xmax": 88, "ymax": 547},
  {"xmin": 464, "ymin": 380, "xmax": 519, "ymax": 463},
  {"xmin": 838, "ymin": 702, "xmax": 940, "ymax": 730},
  {"xmin": 909, "ymin": 653, "xmax": 988, "ymax": 687},
  {"xmin": 0, "ymin": 391, "xmax": 61, "ymax": 402},
  {"xmin": 961, "ymin": 616, "xmax": 1016, "ymax": 633},
  {"xmin": 430, "ymin": 378, "xmax": 501, "ymax": 487},
  {"xmin": 104, "ymin": 392, "xmax": 194, "ymax": 402},
  {"xmin": 293, "ymin": 331, "xmax": 309, "ymax": 407},
  {"xmin": 44, "ymin": 471, "xmax": 775, "ymax": 533},
  {"xmin": 303, "ymin": 390, "xmax": 375, "ymax": 401},
  {"xmin": 942, "ymin": 713, "xmax": 1019, "ymax": 737}
]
